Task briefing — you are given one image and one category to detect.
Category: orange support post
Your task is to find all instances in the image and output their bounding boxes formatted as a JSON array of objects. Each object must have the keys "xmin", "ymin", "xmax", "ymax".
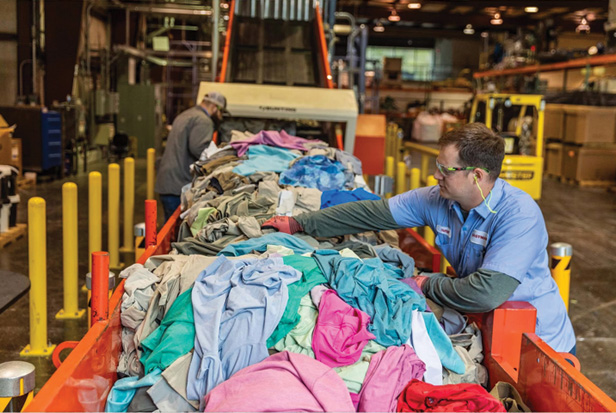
[
  {"xmin": 90, "ymin": 252, "xmax": 110, "ymax": 326},
  {"xmin": 145, "ymin": 200, "xmax": 157, "ymax": 248}
]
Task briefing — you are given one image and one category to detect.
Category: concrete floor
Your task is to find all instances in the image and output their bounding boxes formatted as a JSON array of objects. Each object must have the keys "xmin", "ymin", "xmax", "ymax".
[{"xmin": 0, "ymin": 161, "xmax": 614, "ymax": 400}]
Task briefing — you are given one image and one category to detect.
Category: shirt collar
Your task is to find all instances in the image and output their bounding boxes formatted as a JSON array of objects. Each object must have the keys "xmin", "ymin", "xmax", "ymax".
[
  {"xmin": 197, "ymin": 105, "xmax": 211, "ymax": 117},
  {"xmin": 448, "ymin": 178, "xmax": 506, "ymax": 220},
  {"xmin": 473, "ymin": 178, "xmax": 505, "ymax": 218}
]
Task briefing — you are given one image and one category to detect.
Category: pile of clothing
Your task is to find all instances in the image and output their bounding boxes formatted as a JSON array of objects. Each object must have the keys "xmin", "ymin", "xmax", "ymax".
[{"xmin": 107, "ymin": 130, "xmax": 514, "ymax": 412}]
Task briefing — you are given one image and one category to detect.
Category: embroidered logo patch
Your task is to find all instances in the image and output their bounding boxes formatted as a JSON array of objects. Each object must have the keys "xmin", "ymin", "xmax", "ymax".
[
  {"xmin": 470, "ymin": 230, "xmax": 488, "ymax": 247},
  {"xmin": 437, "ymin": 225, "xmax": 451, "ymax": 237}
]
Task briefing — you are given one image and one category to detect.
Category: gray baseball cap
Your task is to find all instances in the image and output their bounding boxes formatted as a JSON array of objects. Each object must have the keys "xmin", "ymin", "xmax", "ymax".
[{"xmin": 202, "ymin": 91, "xmax": 230, "ymax": 115}]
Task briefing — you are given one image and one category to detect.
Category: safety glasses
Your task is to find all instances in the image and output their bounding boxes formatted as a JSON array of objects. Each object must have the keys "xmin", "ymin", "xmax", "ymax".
[{"xmin": 435, "ymin": 159, "xmax": 489, "ymax": 177}]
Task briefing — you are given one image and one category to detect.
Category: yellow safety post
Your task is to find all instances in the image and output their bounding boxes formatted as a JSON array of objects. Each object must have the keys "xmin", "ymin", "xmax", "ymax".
[
  {"xmin": 441, "ymin": 255, "xmax": 452, "ymax": 274},
  {"xmin": 88, "ymin": 172, "xmax": 102, "ymax": 273},
  {"xmin": 120, "ymin": 157, "xmax": 135, "ymax": 253},
  {"xmin": 385, "ymin": 156, "xmax": 395, "ymax": 199},
  {"xmin": 108, "ymin": 163, "xmax": 122, "ymax": 270},
  {"xmin": 550, "ymin": 242, "xmax": 572, "ymax": 312},
  {"xmin": 385, "ymin": 156, "xmax": 394, "ymax": 178},
  {"xmin": 410, "ymin": 168, "xmax": 421, "ymax": 190},
  {"xmin": 420, "ymin": 154, "xmax": 430, "ymax": 185},
  {"xmin": 147, "ymin": 148, "xmax": 155, "ymax": 200},
  {"xmin": 56, "ymin": 183, "xmax": 85, "ymax": 320},
  {"xmin": 409, "ymin": 167, "xmax": 421, "ymax": 231},
  {"xmin": 396, "ymin": 162, "xmax": 406, "ymax": 195},
  {"xmin": 423, "ymin": 175, "xmax": 438, "ymax": 246},
  {"xmin": 20, "ymin": 198, "xmax": 56, "ymax": 357}
]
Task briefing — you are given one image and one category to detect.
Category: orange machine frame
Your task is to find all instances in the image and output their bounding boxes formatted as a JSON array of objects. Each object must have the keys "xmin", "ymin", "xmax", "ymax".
[{"xmin": 219, "ymin": 1, "xmax": 333, "ymax": 89}]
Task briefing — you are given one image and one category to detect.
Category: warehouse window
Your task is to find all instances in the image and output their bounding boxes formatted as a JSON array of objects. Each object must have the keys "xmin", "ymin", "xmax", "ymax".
[{"xmin": 366, "ymin": 46, "xmax": 435, "ymax": 81}]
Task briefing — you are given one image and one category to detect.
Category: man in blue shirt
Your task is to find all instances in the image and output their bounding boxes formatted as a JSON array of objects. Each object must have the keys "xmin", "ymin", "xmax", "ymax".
[
  {"xmin": 155, "ymin": 92, "xmax": 229, "ymax": 221},
  {"xmin": 263, "ymin": 123, "xmax": 576, "ymax": 353}
]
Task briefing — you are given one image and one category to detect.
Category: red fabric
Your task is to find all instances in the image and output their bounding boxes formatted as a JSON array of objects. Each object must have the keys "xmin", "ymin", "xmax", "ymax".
[
  {"xmin": 261, "ymin": 216, "xmax": 303, "ymax": 234},
  {"xmin": 397, "ymin": 379, "xmax": 506, "ymax": 412}
]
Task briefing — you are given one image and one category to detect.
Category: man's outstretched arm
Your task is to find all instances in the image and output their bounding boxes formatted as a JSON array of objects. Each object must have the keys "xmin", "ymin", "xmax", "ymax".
[{"xmin": 263, "ymin": 199, "xmax": 402, "ymax": 237}]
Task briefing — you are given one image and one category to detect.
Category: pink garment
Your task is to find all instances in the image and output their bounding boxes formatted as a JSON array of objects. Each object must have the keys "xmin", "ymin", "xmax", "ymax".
[
  {"xmin": 357, "ymin": 345, "xmax": 426, "ymax": 413},
  {"xmin": 230, "ymin": 130, "xmax": 312, "ymax": 156},
  {"xmin": 203, "ymin": 351, "xmax": 354, "ymax": 412},
  {"xmin": 312, "ymin": 289, "xmax": 376, "ymax": 368},
  {"xmin": 350, "ymin": 392, "xmax": 360, "ymax": 410}
]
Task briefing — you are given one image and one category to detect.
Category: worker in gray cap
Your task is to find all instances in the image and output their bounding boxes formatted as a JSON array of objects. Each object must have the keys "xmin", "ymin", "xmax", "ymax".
[{"xmin": 155, "ymin": 92, "xmax": 229, "ymax": 221}]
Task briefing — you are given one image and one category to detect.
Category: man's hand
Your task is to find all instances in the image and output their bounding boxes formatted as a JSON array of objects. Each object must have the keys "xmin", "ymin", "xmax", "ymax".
[
  {"xmin": 414, "ymin": 275, "xmax": 429, "ymax": 289},
  {"xmin": 261, "ymin": 216, "xmax": 303, "ymax": 235}
]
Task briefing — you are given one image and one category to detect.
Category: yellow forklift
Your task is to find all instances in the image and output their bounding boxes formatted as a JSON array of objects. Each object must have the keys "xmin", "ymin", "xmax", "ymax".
[{"xmin": 470, "ymin": 94, "xmax": 545, "ymax": 199}]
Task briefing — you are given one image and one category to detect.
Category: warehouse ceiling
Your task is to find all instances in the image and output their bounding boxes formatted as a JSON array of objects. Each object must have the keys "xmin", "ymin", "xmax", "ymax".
[{"xmin": 337, "ymin": 0, "xmax": 608, "ymax": 35}]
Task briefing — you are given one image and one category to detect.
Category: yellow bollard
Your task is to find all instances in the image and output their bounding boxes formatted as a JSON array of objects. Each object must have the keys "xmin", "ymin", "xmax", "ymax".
[
  {"xmin": 56, "ymin": 183, "xmax": 85, "ymax": 320},
  {"xmin": 88, "ymin": 172, "xmax": 102, "ymax": 272},
  {"xmin": 550, "ymin": 242, "xmax": 572, "ymax": 312},
  {"xmin": 410, "ymin": 168, "xmax": 421, "ymax": 190},
  {"xmin": 423, "ymin": 175, "xmax": 438, "ymax": 246},
  {"xmin": 385, "ymin": 156, "xmax": 394, "ymax": 178},
  {"xmin": 396, "ymin": 162, "xmax": 407, "ymax": 195},
  {"xmin": 120, "ymin": 157, "xmax": 135, "ymax": 253},
  {"xmin": 441, "ymin": 255, "xmax": 452, "ymax": 274},
  {"xmin": 385, "ymin": 156, "xmax": 395, "ymax": 199},
  {"xmin": 108, "ymin": 163, "xmax": 122, "ymax": 270},
  {"xmin": 147, "ymin": 148, "xmax": 155, "ymax": 200},
  {"xmin": 20, "ymin": 198, "xmax": 56, "ymax": 357},
  {"xmin": 409, "ymin": 168, "xmax": 421, "ymax": 231},
  {"xmin": 421, "ymin": 154, "xmax": 430, "ymax": 185}
]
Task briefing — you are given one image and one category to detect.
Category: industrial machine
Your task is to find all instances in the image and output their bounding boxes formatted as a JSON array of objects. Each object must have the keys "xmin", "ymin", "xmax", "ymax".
[{"xmin": 470, "ymin": 94, "xmax": 545, "ymax": 199}]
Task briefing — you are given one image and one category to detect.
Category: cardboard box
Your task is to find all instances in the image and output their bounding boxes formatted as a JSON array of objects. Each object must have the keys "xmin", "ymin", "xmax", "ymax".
[
  {"xmin": 564, "ymin": 105, "xmax": 616, "ymax": 144},
  {"xmin": 545, "ymin": 142, "xmax": 563, "ymax": 177},
  {"xmin": 0, "ymin": 115, "xmax": 15, "ymax": 167},
  {"xmin": 544, "ymin": 104, "xmax": 566, "ymax": 140},
  {"xmin": 562, "ymin": 144, "xmax": 616, "ymax": 181},
  {"xmin": 11, "ymin": 138, "xmax": 22, "ymax": 176}
]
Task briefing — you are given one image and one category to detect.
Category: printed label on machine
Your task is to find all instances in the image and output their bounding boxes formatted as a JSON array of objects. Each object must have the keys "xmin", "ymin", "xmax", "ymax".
[{"xmin": 501, "ymin": 170, "xmax": 534, "ymax": 180}]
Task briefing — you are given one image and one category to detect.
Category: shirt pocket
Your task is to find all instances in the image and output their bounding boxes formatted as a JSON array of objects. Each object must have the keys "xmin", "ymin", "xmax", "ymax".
[
  {"xmin": 435, "ymin": 232, "xmax": 451, "ymax": 248},
  {"xmin": 463, "ymin": 243, "xmax": 486, "ymax": 270}
]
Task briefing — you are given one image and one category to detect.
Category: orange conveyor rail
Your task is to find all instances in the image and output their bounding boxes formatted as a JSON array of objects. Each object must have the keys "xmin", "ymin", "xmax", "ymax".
[{"xmin": 24, "ymin": 204, "xmax": 616, "ymax": 412}]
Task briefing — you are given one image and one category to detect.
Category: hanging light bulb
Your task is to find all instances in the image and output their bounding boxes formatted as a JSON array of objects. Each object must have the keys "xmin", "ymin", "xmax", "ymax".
[
  {"xmin": 524, "ymin": 6, "xmax": 538, "ymax": 13},
  {"xmin": 408, "ymin": 2, "xmax": 422, "ymax": 9},
  {"xmin": 388, "ymin": 9, "xmax": 401, "ymax": 22},
  {"xmin": 374, "ymin": 21, "xmax": 385, "ymax": 32},
  {"xmin": 463, "ymin": 24, "xmax": 475, "ymax": 35},
  {"xmin": 490, "ymin": 13, "xmax": 503, "ymax": 25}
]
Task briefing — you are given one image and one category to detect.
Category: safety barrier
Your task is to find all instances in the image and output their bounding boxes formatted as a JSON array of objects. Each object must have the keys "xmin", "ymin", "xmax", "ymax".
[
  {"xmin": 120, "ymin": 158, "xmax": 135, "ymax": 253},
  {"xmin": 20, "ymin": 198, "xmax": 56, "ymax": 357},
  {"xmin": 147, "ymin": 148, "xmax": 155, "ymax": 200},
  {"xmin": 108, "ymin": 164, "xmax": 121, "ymax": 270},
  {"xmin": 550, "ymin": 242, "xmax": 572, "ymax": 312},
  {"xmin": 55, "ymin": 183, "xmax": 85, "ymax": 320}
]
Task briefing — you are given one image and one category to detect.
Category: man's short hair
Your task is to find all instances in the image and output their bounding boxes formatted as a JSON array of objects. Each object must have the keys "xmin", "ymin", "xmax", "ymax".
[{"xmin": 438, "ymin": 123, "xmax": 505, "ymax": 181}]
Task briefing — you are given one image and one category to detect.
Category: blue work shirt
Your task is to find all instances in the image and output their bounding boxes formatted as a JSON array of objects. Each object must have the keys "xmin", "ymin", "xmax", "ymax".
[{"xmin": 389, "ymin": 178, "xmax": 575, "ymax": 352}]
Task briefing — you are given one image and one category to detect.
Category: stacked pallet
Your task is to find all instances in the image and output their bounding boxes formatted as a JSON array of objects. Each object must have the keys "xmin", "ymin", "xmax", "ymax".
[{"xmin": 544, "ymin": 104, "xmax": 616, "ymax": 186}]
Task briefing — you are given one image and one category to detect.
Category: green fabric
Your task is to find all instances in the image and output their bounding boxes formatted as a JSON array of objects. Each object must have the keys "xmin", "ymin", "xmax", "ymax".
[
  {"xmin": 422, "ymin": 269, "xmax": 520, "ymax": 313},
  {"xmin": 295, "ymin": 199, "xmax": 401, "ymax": 237},
  {"xmin": 140, "ymin": 288, "xmax": 195, "ymax": 373},
  {"xmin": 273, "ymin": 294, "xmax": 318, "ymax": 357},
  {"xmin": 190, "ymin": 207, "xmax": 217, "ymax": 236},
  {"xmin": 267, "ymin": 256, "xmax": 327, "ymax": 348},
  {"xmin": 334, "ymin": 340, "xmax": 387, "ymax": 393}
]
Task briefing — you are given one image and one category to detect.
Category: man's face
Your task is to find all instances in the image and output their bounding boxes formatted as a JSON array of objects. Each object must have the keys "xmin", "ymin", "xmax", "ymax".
[{"xmin": 434, "ymin": 144, "xmax": 476, "ymax": 205}]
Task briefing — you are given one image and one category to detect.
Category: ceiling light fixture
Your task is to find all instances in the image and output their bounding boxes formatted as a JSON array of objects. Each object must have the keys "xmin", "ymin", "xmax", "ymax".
[
  {"xmin": 481, "ymin": 31, "xmax": 489, "ymax": 38},
  {"xmin": 463, "ymin": 24, "xmax": 475, "ymax": 35},
  {"xmin": 388, "ymin": 9, "xmax": 401, "ymax": 22},
  {"xmin": 524, "ymin": 6, "xmax": 538, "ymax": 13},
  {"xmin": 576, "ymin": 17, "xmax": 590, "ymax": 34},
  {"xmin": 374, "ymin": 21, "xmax": 385, "ymax": 32},
  {"xmin": 408, "ymin": 2, "xmax": 422, "ymax": 9},
  {"xmin": 490, "ymin": 13, "xmax": 503, "ymax": 25}
]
